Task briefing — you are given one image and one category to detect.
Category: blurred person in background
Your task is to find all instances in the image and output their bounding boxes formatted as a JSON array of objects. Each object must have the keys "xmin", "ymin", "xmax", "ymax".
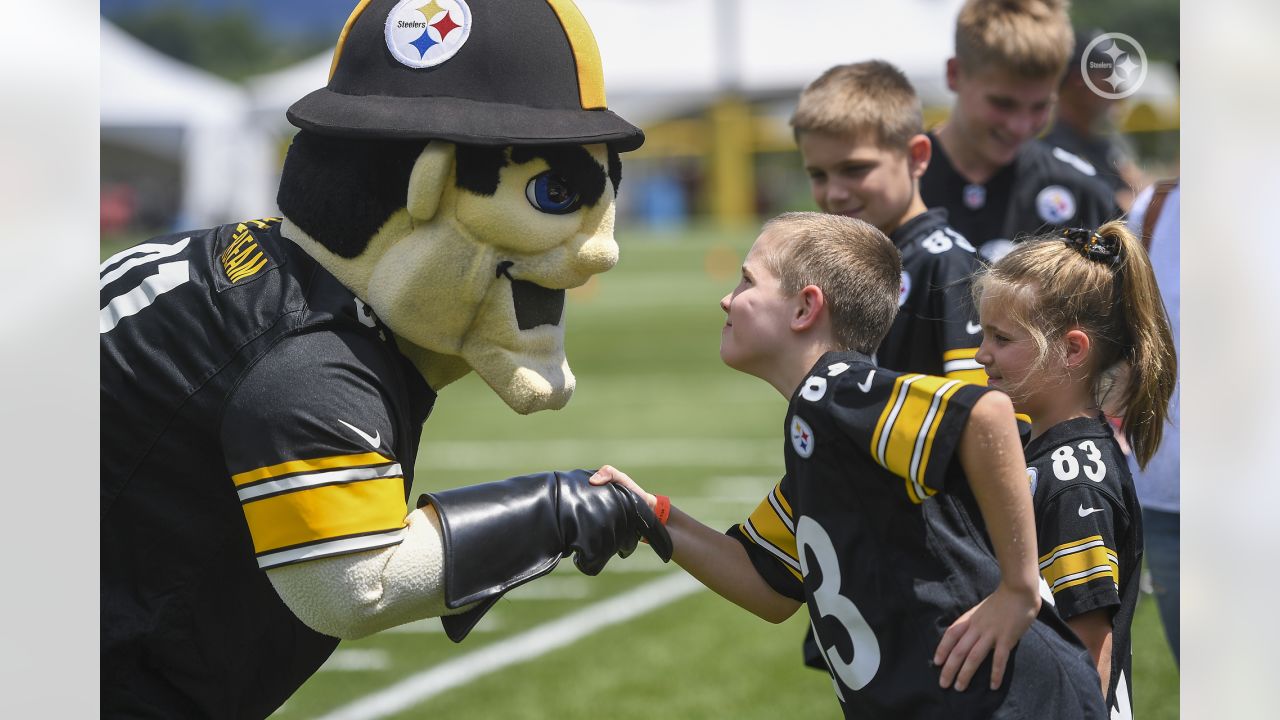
[
  {"xmin": 1125, "ymin": 177, "xmax": 1180, "ymax": 665},
  {"xmin": 1043, "ymin": 29, "xmax": 1146, "ymax": 213},
  {"xmin": 922, "ymin": 0, "xmax": 1118, "ymax": 263}
]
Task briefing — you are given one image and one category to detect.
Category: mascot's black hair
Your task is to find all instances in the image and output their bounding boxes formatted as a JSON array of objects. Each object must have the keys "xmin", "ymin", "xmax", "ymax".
[
  {"xmin": 279, "ymin": 131, "xmax": 624, "ymax": 259},
  {"xmin": 455, "ymin": 145, "xmax": 622, "ymax": 204},
  {"xmin": 277, "ymin": 131, "xmax": 427, "ymax": 259}
]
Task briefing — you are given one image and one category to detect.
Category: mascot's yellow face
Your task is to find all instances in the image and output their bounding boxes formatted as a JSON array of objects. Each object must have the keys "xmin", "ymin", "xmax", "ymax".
[{"xmin": 333, "ymin": 141, "xmax": 618, "ymax": 414}]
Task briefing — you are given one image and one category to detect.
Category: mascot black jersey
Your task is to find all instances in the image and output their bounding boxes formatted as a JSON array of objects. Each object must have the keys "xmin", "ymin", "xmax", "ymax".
[
  {"xmin": 727, "ymin": 352, "xmax": 1104, "ymax": 719},
  {"xmin": 879, "ymin": 208, "xmax": 984, "ymax": 384},
  {"xmin": 921, "ymin": 133, "xmax": 1119, "ymax": 262},
  {"xmin": 1027, "ymin": 415, "xmax": 1143, "ymax": 719},
  {"xmin": 101, "ymin": 219, "xmax": 436, "ymax": 718}
]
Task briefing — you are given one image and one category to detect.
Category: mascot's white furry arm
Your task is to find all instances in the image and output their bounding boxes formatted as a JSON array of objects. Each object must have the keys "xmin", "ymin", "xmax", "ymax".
[
  {"xmin": 100, "ymin": 1, "xmax": 669, "ymax": 716},
  {"xmin": 268, "ymin": 505, "xmax": 453, "ymax": 640}
]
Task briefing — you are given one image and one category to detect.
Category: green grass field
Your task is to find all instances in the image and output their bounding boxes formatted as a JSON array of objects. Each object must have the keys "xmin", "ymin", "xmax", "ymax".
[{"xmin": 108, "ymin": 224, "xmax": 1177, "ymax": 718}]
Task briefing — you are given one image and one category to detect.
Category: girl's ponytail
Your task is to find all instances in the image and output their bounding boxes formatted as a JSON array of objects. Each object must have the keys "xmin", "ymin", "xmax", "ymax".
[{"xmin": 1096, "ymin": 220, "xmax": 1177, "ymax": 468}]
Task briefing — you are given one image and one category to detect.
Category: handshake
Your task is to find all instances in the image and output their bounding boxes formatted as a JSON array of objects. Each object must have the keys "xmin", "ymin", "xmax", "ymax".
[{"xmin": 419, "ymin": 469, "xmax": 673, "ymax": 641}]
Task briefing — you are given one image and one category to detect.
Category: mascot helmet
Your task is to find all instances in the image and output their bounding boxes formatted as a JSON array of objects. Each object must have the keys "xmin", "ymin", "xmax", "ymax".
[{"xmin": 287, "ymin": 0, "xmax": 643, "ymax": 151}]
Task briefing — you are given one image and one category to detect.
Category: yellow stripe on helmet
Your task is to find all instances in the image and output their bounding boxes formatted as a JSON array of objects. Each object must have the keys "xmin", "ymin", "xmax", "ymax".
[
  {"xmin": 544, "ymin": 0, "xmax": 607, "ymax": 109},
  {"xmin": 330, "ymin": 0, "xmax": 377, "ymax": 82}
]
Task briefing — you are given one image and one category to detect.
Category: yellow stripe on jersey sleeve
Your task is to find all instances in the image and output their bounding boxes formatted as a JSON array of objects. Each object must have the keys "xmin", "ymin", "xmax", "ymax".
[
  {"xmin": 231, "ymin": 451, "xmax": 392, "ymax": 487},
  {"xmin": 942, "ymin": 348, "xmax": 986, "ymax": 384},
  {"xmin": 241, "ymin": 476, "xmax": 408, "ymax": 554},
  {"xmin": 871, "ymin": 374, "xmax": 966, "ymax": 503},
  {"xmin": 740, "ymin": 486, "xmax": 802, "ymax": 581},
  {"xmin": 1039, "ymin": 535, "xmax": 1119, "ymax": 593}
]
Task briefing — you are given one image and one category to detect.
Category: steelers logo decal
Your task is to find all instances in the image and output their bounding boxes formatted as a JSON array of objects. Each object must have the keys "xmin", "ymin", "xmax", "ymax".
[
  {"xmin": 790, "ymin": 415, "xmax": 815, "ymax": 459},
  {"xmin": 1035, "ymin": 185, "xmax": 1077, "ymax": 224},
  {"xmin": 1027, "ymin": 467, "xmax": 1039, "ymax": 494},
  {"xmin": 385, "ymin": 0, "xmax": 473, "ymax": 69},
  {"xmin": 898, "ymin": 271, "xmax": 911, "ymax": 307}
]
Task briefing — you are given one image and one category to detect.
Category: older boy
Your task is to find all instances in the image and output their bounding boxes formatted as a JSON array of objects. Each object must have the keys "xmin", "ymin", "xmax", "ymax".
[
  {"xmin": 593, "ymin": 213, "xmax": 1104, "ymax": 718},
  {"xmin": 793, "ymin": 60, "xmax": 987, "ymax": 387},
  {"xmin": 922, "ymin": 0, "xmax": 1117, "ymax": 262}
]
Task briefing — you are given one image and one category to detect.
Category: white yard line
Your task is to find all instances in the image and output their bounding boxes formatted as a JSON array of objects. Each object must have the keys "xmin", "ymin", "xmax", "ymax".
[{"xmin": 312, "ymin": 573, "xmax": 703, "ymax": 720}]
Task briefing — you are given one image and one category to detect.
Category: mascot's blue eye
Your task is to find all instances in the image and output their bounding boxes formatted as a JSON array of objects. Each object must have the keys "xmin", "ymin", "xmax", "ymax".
[{"xmin": 525, "ymin": 172, "xmax": 582, "ymax": 214}]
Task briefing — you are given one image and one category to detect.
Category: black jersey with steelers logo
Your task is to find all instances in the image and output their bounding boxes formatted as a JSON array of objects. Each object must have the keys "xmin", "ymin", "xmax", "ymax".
[
  {"xmin": 101, "ymin": 219, "xmax": 436, "ymax": 718},
  {"xmin": 1027, "ymin": 415, "xmax": 1143, "ymax": 719},
  {"xmin": 727, "ymin": 352, "xmax": 1105, "ymax": 719},
  {"xmin": 880, "ymin": 207, "xmax": 985, "ymax": 384},
  {"xmin": 921, "ymin": 134, "xmax": 1119, "ymax": 262}
]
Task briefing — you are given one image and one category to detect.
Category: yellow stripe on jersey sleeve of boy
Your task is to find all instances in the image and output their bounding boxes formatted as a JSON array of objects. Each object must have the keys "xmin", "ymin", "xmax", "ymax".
[{"xmin": 871, "ymin": 374, "xmax": 966, "ymax": 503}]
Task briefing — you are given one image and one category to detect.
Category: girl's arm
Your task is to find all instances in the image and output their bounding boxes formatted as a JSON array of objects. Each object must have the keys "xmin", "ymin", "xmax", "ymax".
[
  {"xmin": 591, "ymin": 465, "xmax": 801, "ymax": 623},
  {"xmin": 934, "ymin": 391, "xmax": 1042, "ymax": 691},
  {"xmin": 1067, "ymin": 609, "xmax": 1114, "ymax": 697}
]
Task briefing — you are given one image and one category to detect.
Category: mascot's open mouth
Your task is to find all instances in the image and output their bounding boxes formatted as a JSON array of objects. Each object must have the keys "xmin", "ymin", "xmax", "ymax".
[{"xmin": 497, "ymin": 261, "xmax": 565, "ymax": 330}]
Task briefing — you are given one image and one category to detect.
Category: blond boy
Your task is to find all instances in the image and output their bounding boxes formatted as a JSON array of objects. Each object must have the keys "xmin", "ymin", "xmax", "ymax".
[
  {"xmin": 922, "ymin": 0, "xmax": 1117, "ymax": 262},
  {"xmin": 593, "ymin": 213, "xmax": 1104, "ymax": 718},
  {"xmin": 793, "ymin": 60, "xmax": 987, "ymax": 386}
]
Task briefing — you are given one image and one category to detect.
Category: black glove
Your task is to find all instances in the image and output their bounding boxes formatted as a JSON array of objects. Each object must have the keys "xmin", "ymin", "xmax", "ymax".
[{"xmin": 419, "ymin": 469, "xmax": 672, "ymax": 642}]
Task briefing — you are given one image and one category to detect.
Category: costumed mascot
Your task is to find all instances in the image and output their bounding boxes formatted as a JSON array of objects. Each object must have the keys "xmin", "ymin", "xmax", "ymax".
[{"xmin": 100, "ymin": 1, "xmax": 670, "ymax": 716}]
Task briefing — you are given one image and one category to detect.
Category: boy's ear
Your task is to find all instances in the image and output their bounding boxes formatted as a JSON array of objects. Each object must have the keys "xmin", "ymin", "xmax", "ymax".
[
  {"xmin": 945, "ymin": 57, "xmax": 960, "ymax": 92},
  {"xmin": 1063, "ymin": 328, "xmax": 1092, "ymax": 369},
  {"xmin": 907, "ymin": 134, "xmax": 932, "ymax": 178},
  {"xmin": 792, "ymin": 285, "xmax": 826, "ymax": 332}
]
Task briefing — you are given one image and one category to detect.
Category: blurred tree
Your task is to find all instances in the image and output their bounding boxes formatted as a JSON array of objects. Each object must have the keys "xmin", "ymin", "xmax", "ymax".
[
  {"xmin": 113, "ymin": 5, "xmax": 332, "ymax": 80},
  {"xmin": 1070, "ymin": 0, "xmax": 1179, "ymax": 64}
]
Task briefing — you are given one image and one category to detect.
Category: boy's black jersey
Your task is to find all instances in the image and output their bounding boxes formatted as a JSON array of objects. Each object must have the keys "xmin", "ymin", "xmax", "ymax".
[
  {"xmin": 101, "ymin": 219, "xmax": 437, "ymax": 718},
  {"xmin": 1027, "ymin": 415, "xmax": 1143, "ymax": 719},
  {"xmin": 880, "ymin": 207, "xmax": 985, "ymax": 385},
  {"xmin": 728, "ymin": 352, "xmax": 1105, "ymax": 719},
  {"xmin": 921, "ymin": 133, "xmax": 1119, "ymax": 262}
]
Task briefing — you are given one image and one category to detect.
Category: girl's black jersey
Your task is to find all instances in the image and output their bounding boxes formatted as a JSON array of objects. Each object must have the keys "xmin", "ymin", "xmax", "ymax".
[
  {"xmin": 1027, "ymin": 415, "xmax": 1143, "ymax": 718},
  {"xmin": 728, "ymin": 352, "xmax": 1105, "ymax": 719}
]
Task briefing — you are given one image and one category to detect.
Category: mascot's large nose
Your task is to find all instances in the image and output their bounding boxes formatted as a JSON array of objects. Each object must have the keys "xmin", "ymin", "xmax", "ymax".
[{"xmin": 570, "ymin": 232, "xmax": 619, "ymax": 277}]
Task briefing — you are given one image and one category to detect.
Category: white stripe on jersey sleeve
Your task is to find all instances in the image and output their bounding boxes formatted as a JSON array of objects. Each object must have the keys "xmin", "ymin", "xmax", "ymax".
[
  {"xmin": 742, "ymin": 520, "xmax": 802, "ymax": 573},
  {"xmin": 908, "ymin": 380, "xmax": 961, "ymax": 498},
  {"xmin": 943, "ymin": 358, "xmax": 983, "ymax": 373},
  {"xmin": 237, "ymin": 462, "xmax": 404, "ymax": 502},
  {"xmin": 257, "ymin": 528, "xmax": 406, "ymax": 570}
]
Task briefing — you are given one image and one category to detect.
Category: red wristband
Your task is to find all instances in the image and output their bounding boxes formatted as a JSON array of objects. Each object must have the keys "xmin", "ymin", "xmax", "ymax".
[{"xmin": 653, "ymin": 495, "xmax": 671, "ymax": 525}]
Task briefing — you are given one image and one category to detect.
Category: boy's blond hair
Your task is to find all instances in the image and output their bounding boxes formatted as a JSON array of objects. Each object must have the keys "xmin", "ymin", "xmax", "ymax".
[
  {"xmin": 760, "ymin": 212, "xmax": 902, "ymax": 354},
  {"xmin": 954, "ymin": 0, "xmax": 1074, "ymax": 80},
  {"xmin": 789, "ymin": 60, "xmax": 922, "ymax": 150}
]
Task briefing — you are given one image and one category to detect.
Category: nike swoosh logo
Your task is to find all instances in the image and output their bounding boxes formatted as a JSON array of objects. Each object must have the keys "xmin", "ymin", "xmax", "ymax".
[
  {"xmin": 339, "ymin": 419, "xmax": 381, "ymax": 449},
  {"xmin": 857, "ymin": 369, "xmax": 875, "ymax": 393},
  {"xmin": 1078, "ymin": 505, "xmax": 1104, "ymax": 517},
  {"xmin": 966, "ymin": 321, "xmax": 982, "ymax": 335}
]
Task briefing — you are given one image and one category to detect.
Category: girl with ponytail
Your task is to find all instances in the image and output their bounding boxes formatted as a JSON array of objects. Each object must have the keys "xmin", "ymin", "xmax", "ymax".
[{"xmin": 973, "ymin": 220, "xmax": 1176, "ymax": 718}]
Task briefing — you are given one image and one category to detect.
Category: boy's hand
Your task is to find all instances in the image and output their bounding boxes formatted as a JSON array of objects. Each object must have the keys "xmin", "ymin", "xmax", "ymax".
[
  {"xmin": 589, "ymin": 465, "xmax": 656, "ymax": 511},
  {"xmin": 932, "ymin": 581, "xmax": 1039, "ymax": 692}
]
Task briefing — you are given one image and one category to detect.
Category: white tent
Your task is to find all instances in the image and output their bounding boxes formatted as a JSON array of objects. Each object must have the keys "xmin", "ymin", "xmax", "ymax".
[{"xmin": 101, "ymin": 19, "xmax": 275, "ymax": 228}]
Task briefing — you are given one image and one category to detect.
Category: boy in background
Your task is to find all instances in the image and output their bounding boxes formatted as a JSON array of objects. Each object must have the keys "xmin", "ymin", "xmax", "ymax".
[
  {"xmin": 922, "ymin": 0, "xmax": 1117, "ymax": 262},
  {"xmin": 592, "ymin": 213, "xmax": 1104, "ymax": 718},
  {"xmin": 794, "ymin": 60, "xmax": 986, "ymax": 386}
]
